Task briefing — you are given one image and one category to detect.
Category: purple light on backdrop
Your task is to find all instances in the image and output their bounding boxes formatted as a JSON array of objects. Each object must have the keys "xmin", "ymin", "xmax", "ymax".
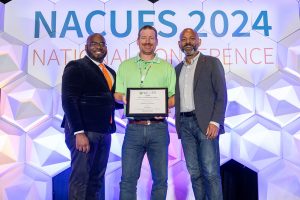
[{"xmin": 0, "ymin": 3, "xmax": 4, "ymax": 32}]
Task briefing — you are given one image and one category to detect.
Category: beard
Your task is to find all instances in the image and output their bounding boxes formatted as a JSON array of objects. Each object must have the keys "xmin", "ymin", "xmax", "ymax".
[
  {"xmin": 182, "ymin": 44, "xmax": 197, "ymax": 56},
  {"xmin": 87, "ymin": 51, "xmax": 107, "ymax": 63}
]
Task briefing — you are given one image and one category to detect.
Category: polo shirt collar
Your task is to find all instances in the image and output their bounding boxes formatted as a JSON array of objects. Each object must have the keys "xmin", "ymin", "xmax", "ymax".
[{"xmin": 134, "ymin": 53, "xmax": 160, "ymax": 64}]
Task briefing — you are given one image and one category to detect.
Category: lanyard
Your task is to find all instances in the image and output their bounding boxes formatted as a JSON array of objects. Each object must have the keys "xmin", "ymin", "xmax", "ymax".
[{"xmin": 139, "ymin": 63, "xmax": 152, "ymax": 87}]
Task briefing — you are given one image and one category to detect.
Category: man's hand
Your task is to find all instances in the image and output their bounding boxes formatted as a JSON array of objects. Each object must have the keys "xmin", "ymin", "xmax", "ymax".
[
  {"xmin": 76, "ymin": 132, "xmax": 90, "ymax": 153},
  {"xmin": 168, "ymin": 95, "xmax": 175, "ymax": 108},
  {"xmin": 206, "ymin": 123, "xmax": 219, "ymax": 140},
  {"xmin": 114, "ymin": 92, "xmax": 127, "ymax": 104}
]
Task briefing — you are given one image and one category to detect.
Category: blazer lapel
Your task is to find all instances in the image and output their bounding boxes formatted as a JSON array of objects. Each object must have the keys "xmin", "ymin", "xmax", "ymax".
[
  {"xmin": 84, "ymin": 56, "xmax": 111, "ymax": 91},
  {"xmin": 175, "ymin": 62, "xmax": 184, "ymax": 93},
  {"xmin": 193, "ymin": 53, "xmax": 205, "ymax": 90},
  {"xmin": 84, "ymin": 56, "xmax": 101, "ymax": 73},
  {"xmin": 176, "ymin": 62, "xmax": 184, "ymax": 77}
]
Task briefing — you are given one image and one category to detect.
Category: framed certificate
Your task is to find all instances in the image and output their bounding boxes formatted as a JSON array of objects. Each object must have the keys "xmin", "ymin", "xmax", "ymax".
[{"xmin": 126, "ymin": 88, "xmax": 168, "ymax": 118}]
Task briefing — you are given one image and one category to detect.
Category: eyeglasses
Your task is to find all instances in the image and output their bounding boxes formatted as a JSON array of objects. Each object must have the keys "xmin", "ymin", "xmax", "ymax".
[{"xmin": 89, "ymin": 42, "xmax": 107, "ymax": 48}]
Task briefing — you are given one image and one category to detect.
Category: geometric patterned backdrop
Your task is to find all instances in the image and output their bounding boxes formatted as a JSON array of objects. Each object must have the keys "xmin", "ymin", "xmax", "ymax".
[{"xmin": 0, "ymin": 0, "xmax": 300, "ymax": 199}]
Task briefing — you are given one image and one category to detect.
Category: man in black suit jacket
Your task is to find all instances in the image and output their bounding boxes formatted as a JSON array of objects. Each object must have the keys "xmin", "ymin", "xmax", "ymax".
[
  {"xmin": 61, "ymin": 33, "xmax": 121, "ymax": 200},
  {"xmin": 175, "ymin": 28, "xmax": 227, "ymax": 200}
]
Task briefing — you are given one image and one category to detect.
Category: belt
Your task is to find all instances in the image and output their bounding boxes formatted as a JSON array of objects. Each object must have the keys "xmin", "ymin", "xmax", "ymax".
[
  {"xmin": 180, "ymin": 111, "xmax": 195, "ymax": 117},
  {"xmin": 128, "ymin": 119, "xmax": 164, "ymax": 125}
]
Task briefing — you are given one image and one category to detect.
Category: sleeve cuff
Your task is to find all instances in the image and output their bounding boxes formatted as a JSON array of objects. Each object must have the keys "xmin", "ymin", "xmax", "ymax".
[
  {"xmin": 209, "ymin": 121, "xmax": 220, "ymax": 128},
  {"xmin": 74, "ymin": 130, "xmax": 84, "ymax": 135}
]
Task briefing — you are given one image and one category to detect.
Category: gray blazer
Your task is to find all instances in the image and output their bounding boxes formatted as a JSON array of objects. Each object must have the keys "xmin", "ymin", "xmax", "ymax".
[{"xmin": 175, "ymin": 53, "xmax": 227, "ymax": 139}]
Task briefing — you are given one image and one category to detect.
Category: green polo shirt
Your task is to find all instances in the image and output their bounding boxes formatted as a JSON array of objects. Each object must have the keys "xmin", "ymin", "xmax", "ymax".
[{"xmin": 116, "ymin": 54, "xmax": 176, "ymax": 97}]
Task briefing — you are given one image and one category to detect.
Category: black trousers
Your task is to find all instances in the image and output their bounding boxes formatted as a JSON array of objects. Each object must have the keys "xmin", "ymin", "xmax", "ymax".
[{"xmin": 65, "ymin": 131, "xmax": 111, "ymax": 200}]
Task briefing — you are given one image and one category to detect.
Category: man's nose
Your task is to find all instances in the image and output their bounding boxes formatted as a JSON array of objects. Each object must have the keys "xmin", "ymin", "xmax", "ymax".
[
  {"xmin": 184, "ymin": 41, "xmax": 191, "ymax": 46},
  {"xmin": 185, "ymin": 39, "xmax": 193, "ymax": 44}
]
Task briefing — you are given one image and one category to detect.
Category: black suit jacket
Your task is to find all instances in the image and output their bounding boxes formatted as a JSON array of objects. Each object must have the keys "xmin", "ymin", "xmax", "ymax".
[
  {"xmin": 61, "ymin": 56, "xmax": 122, "ymax": 134},
  {"xmin": 175, "ymin": 53, "xmax": 227, "ymax": 139}
]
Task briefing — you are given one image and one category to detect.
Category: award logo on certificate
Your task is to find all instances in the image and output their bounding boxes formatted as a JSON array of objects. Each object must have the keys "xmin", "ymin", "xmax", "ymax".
[{"xmin": 126, "ymin": 88, "xmax": 168, "ymax": 117}]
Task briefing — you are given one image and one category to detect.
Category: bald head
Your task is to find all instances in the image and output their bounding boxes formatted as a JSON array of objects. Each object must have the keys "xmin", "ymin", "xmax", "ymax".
[
  {"xmin": 85, "ymin": 33, "xmax": 107, "ymax": 63},
  {"xmin": 179, "ymin": 28, "xmax": 198, "ymax": 39},
  {"xmin": 178, "ymin": 28, "xmax": 201, "ymax": 57},
  {"xmin": 86, "ymin": 33, "xmax": 105, "ymax": 44}
]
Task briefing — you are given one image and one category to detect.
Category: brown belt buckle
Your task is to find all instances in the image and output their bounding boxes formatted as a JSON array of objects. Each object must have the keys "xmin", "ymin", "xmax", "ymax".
[{"xmin": 146, "ymin": 120, "xmax": 151, "ymax": 125}]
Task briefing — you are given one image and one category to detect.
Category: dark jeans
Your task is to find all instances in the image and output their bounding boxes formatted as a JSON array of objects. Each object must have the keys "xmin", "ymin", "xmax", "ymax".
[
  {"xmin": 65, "ymin": 131, "xmax": 111, "ymax": 200},
  {"xmin": 120, "ymin": 122, "xmax": 169, "ymax": 200},
  {"xmin": 179, "ymin": 115, "xmax": 223, "ymax": 200}
]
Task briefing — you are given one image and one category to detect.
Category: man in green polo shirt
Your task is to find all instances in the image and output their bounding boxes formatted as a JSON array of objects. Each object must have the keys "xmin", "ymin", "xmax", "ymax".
[{"xmin": 114, "ymin": 25, "xmax": 176, "ymax": 200}]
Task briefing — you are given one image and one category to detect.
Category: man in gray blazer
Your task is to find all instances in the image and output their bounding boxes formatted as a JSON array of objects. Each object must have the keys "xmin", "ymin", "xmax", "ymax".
[{"xmin": 175, "ymin": 28, "xmax": 227, "ymax": 200}]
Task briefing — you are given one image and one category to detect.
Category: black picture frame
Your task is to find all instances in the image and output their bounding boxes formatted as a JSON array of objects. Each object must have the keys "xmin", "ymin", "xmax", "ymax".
[{"xmin": 126, "ymin": 88, "xmax": 168, "ymax": 118}]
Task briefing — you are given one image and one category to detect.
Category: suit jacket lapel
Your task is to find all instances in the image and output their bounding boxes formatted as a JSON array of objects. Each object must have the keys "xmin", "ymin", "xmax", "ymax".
[
  {"xmin": 193, "ymin": 53, "xmax": 205, "ymax": 90},
  {"xmin": 84, "ymin": 56, "xmax": 100, "ymax": 72},
  {"xmin": 175, "ymin": 62, "xmax": 184, "ymax": 114},
  {"xmin": 176, "ymin": 62, "xmax": 184, "ymax": 94},
  {"xmin": 176, "ymin": 62, "xmax": 184, "ymax": 77},
  {"xmin": 84, "ymin": 56, "xmax": 111, "ymax": 91}
]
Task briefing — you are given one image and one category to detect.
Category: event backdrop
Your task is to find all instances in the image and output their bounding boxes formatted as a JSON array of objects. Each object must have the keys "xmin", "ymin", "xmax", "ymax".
[{"xmin": 0, "ymin": 0, "xmax": 300, "ymax": 199}]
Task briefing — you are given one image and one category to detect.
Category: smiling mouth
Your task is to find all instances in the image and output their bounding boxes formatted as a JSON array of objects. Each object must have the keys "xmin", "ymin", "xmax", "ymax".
[{"xmin": 184, "ymin": 45, "xmax": 193, "ymax": 49}]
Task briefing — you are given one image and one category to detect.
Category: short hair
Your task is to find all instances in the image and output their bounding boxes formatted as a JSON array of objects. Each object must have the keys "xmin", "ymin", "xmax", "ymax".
[
  {"xmin": 138, "ymin": 25, "xmax": 158, "ymax": 39},
  {"xmin": 86, "ymin": 33, "xmax": 105, "ymax": 44}
]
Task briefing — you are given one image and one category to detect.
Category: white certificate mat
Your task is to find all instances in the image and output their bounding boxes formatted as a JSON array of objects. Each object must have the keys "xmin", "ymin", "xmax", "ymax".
[{"xmin": 126, "ymin": 88, "xmax": 168, "ymax": 118}]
